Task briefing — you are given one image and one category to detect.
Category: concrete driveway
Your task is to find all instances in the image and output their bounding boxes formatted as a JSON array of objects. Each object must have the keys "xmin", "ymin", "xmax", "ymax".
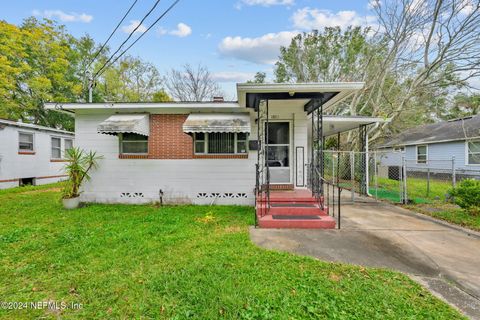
[{"xmin": 250, "ymin": 201, "xmax": 480, "ymax": 319}]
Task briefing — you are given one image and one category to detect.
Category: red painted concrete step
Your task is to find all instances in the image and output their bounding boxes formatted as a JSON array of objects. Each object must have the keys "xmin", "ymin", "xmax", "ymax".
[
  {"xmin": 257, "ymin": 189, "xmax": 320, "ymax": 203},
  {"xmin": 256, "ymin": 204, "xmax": 329, "ymax": 216},
  {"xmin": 258, "ymin": 214, "xmax": 336, "ymax": 229}
]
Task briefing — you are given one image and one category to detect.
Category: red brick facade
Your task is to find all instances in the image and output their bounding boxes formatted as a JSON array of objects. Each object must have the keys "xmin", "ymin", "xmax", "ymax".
[
  {"xmin": 118, "ymin": 114, "xmax": 249, "ymax": 160},
  {"xmin": 148, "ymin": 114, "xmax": 193, "ymax": 159}
]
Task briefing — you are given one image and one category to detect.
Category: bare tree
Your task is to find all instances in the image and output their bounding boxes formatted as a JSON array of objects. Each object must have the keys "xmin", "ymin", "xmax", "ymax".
[
  {"xmin": 165, "ymin": 64, "xmax": 223, "ymax": 101},
  {"xmin": 354, "ymin": 0, "xmax": 480, "ymax": 141}
]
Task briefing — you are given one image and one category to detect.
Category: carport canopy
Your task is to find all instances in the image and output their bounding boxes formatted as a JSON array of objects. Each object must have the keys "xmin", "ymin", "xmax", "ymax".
[{"xmin": 322, "ymin": 115, "xmax": 387, "ymax": 137}]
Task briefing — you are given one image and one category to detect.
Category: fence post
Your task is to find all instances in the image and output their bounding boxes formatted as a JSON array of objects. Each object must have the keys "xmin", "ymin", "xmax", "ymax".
[
  {"xmin": 402, "ymin": 156, "xmax": 408, "ymax": 204},
  {"xmin": 332, "ymin": 152, "xmax": 335, "ymax": 184},
  {"xmin": 350, "ymin": 151, "xmax": 355, "ymax": 202},
  {"xmin": 452, "ymin": 156, "xmax": 456, "ymax": 188},
  {"xmin": 374, "ymin": 151, "xmax": 378, "ymax": 200},
  {"xmin": 427, "ymin": 167, "xmax": 430, "ymax": 198}
]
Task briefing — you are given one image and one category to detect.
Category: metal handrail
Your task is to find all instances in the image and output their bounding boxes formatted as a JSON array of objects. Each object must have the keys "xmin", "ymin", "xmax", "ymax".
[{"xmin": 313, "ymin": 166, "xmax": 343, "ymax": 229}]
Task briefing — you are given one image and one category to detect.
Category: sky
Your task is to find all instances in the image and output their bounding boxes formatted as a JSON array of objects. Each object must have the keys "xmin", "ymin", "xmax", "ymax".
[{"xmin": 1, "ymin": 0, "xmax": 376, "ymax": 99}]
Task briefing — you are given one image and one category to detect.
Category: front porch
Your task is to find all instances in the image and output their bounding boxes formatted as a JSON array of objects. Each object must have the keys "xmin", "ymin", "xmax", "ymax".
[{"xmin": 237, "ymin": 82, "xmax": 384, "ymax": 229}]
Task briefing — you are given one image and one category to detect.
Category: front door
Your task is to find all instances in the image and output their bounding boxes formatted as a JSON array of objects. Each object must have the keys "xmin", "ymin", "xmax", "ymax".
[{"xmin": 265, "ymin": 121, "xmax": 290, "ymax": 184}]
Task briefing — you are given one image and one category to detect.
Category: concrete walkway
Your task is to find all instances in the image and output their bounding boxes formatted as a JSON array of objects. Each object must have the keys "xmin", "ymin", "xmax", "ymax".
[{"xmin": 250, "ymin": 201, "xmax": 480, "ymax": 319}]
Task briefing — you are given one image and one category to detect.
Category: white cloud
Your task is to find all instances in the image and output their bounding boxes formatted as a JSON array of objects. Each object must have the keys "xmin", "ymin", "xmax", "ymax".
[
  {"xmin": 218, "ymin": 31, "xmax": 297, "ymax": 64},
  {"xmin": 121, "ymin": 20, "xmax": 147, "ymax": 34},
  {"xmin": 158, "ymin": 23, "xmax": 192, "ymax": 37},
  {"xmin": 367, "ymin": 0, "xmax": 381, "ymax": 10},
  {"xmin": 237, "ymin": 0, "xmax": 294, "ymax": 8},
  {"xmin": 219, "ymin": 8, "xmax": 377, "ymax": 65},
  {"xmin": 170, "ymin": 23, "xmax": 192, "ymax": 37},
  {"xmin": 212, "ymin": 71, "xmax": 256, "ymax": 83},
  {"xmin": 292, "ymin": 7, "xmax": 376, "ymax": 30},
  {"xmin": 32, "ymin": 9, "xmax": 93, "ymax": 23},
  {"xmin": 459, "ymin": 0, "xmax": 476, "ymax": 15}
]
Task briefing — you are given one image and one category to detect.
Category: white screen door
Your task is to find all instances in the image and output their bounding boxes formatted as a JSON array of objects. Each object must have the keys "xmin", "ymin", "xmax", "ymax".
[{"xmin": 265, "ymin": 122, "xmax": 290, "ymax": 183}]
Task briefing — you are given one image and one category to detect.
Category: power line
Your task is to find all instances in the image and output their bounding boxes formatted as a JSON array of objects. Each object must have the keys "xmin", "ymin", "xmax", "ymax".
[
  {"xmin": 86, "ymin": 0, "xmax": 139, "ymax": 70},
  {"xmin": 95, "ymin": 0, "xmax": 181, "ymax": 78},
  {"xmin": 94, "ymin": 0, "xmax": 163, "ymax": 78}
]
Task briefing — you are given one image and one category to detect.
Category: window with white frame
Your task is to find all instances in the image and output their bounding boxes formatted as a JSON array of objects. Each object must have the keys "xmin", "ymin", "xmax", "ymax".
[
  {"xmin": 194, "ymin": 132, "xmax": 248, "ymax": 154},
  {"xmin": 64, "ymin": 139, "xmax": 73, "ymax": 156},
  {"xmin": 416, "ymin": 145, "xmax": 427, "ymax": 164},
  {"xmin": 18, "ymin": 132, "xmax": 34, "ymax": 151},
  {"xmin": 120, "ymin": 133, "xmax": 148, "ymax": 154},
  {"xmin": 467, "ymin": 140, "xmax": 480, "ymax": 165},
  {"xmin": 51, "ymin": 137, "xmax": 61, "ymax": 159}
]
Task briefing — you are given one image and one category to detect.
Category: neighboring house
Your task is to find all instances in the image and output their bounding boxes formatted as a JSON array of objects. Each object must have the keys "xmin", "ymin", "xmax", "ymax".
[
  {"xmin": 377, "ymin": 115, "xmax": 480, "ymax": 178},
  {"xmin": 45, "ymin": 82, "xmax": 383, "ymax": 206},
  {"xmin": 0, "ymin": 119, "xmax": 74, "ymax": 189}
]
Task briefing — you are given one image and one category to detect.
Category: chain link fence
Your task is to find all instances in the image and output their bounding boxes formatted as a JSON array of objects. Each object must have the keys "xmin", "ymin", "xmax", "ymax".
[{"xmin": 322, "ymin": 150, "xmax": 480, "ymax": 204}]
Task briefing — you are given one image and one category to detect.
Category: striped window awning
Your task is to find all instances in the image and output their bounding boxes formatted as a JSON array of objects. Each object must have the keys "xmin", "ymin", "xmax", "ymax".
[
  {"xmin": 97, "ymin": 114, "xmax": 150, "ymax": 136},
  {"xmin": 183, "ymin": 113, "xmax": 251, "ymax": 133}
]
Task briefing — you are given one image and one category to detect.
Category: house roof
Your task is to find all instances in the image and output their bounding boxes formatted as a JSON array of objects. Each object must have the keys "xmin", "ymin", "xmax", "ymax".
[
  {"xmin": 0, "ymin": 118, "xmax": 74, "ymax": 135},
  {"xmin": 380, "ymin": 115, "xmax": 480, "ymax": 148},
  {"xmin": 44, "ymin": 102, "xmax": 244, "ymax": 114},
  {"xmin": 45, "ymin": 82, "xmax": 365, "ymax": 115}
]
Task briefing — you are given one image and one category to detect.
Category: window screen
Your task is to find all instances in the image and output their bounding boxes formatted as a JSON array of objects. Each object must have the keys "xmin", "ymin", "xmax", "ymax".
[{"xmin": 51, "ymin": 137, "xmax": 61, "ymax": 159}]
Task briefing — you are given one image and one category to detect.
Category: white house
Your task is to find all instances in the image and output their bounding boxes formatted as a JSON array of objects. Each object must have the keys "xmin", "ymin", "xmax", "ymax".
[
  {"xmin": 46, "ymin": 83, "xmax": 385, "ymax": 229},
  {"xmin": 0, "ymin": 119, "xmax": 75, "ymax": 189},
  {"xmin": 377, "ymin": 115, "xmax": 480, "ymax": 179}
]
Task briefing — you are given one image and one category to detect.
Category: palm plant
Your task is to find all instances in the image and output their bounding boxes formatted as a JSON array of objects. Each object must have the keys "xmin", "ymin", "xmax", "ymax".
[{"xmin": 63, "ymin": 148, "xmax": 102, "ymax": 199}]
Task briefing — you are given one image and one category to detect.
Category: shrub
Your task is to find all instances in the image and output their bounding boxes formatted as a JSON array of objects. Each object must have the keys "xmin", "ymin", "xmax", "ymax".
[
  {"xmin": 468, "ymin": 206, "xmax": 480, "ymax": 217},
  {"xmin": 450, "ymin": 179, "xmax": 480, "ymax": 210},
  {"xmin": 62, "ymin": 148, "xmax": 102, "ymax": 199}
]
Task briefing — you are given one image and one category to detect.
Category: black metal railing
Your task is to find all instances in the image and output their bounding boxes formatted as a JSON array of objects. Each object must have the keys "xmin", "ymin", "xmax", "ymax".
[{"xmin": 311, "ymin": 165, "xmax": 343, "ymax": 229}]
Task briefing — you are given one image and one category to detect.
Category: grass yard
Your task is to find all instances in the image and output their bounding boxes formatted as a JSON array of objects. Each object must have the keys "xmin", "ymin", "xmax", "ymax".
[
  {"xmin": 404, "ymin": 202, "xmax": 480, "ymax": 232},
  {"xmin": 373, "ymin": 177, "xmax": 452, "ymax": 204},
  {"xmin": 0, "ymin": 185, "xmax": 463, "ymax": 319}
]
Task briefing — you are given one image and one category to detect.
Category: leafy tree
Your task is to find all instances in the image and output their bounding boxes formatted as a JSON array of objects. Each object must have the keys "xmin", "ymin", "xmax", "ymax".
[
  {"xmin": 0, "ymin": 18, "xmax": 82, "ymax": 130},
  {"xmin": 275, "ymin": 27, "xmax": 375, "ymax": 83},
  {"xmin": 95, "ymin": 56, "xmax": 165, "ymax": 102},
  {"xmin": 248, "ymin": 72, "xmax": 266, "ymax": 83},
  {"xmin": 448, "ymin": 93, "xmax": 480, "ymax": 119},
  {"xmin": 152, "ymin": 90, "xmax": 172, "ymax": 102}
]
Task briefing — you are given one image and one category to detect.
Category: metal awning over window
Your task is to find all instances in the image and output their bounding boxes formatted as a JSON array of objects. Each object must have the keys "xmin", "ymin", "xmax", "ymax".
[
  {"xmin": 97, "ymin": 114, "xmax": 150, "ymax": 136},
  {"xmin": 183, "ymin": 113, "xmax": 251, "ymax": 133}
]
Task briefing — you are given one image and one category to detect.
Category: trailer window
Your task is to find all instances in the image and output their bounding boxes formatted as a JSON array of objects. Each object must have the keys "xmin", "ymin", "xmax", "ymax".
[
  {"xmin": 51, "ymin": 137, "xmax": 61, "ymax": 159},
  {"xmin": 19, "ymin": 132, "xmax": 34, "ymax": 151}
]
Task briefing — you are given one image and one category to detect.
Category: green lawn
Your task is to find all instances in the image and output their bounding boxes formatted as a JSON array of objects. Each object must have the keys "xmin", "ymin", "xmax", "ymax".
[
  {"xmin": 404, "ymin": 203, "xmax": 480, "ymax": 232},
  {"xmin": 373, "ymin": 177, "xmax": 452, "ymax": 204},
  {"xmin": 0, "ymin": 185, "xmax": 463, "ymax": 319}
]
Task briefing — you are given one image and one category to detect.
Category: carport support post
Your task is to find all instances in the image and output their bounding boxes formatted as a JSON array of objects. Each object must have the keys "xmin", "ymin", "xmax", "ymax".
[
  {"xmin": 350, "ymin": 151, "xmax": 355, "ymax": 202},
  {"xmin": 337, "ymin": 132, "xmax": 340, "ymax": 185}
]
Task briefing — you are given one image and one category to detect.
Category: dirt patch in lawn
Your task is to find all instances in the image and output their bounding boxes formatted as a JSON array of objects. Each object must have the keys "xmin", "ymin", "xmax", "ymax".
[{"xmin": 19, "ymin": 187, "xmax": 62, "ymax": 195}]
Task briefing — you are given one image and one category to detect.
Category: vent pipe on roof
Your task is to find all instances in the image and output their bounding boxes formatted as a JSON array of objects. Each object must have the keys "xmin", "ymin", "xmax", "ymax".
[{"xmin": 213, "ymin": 96, "xmax": 224, "ymax": 102}]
